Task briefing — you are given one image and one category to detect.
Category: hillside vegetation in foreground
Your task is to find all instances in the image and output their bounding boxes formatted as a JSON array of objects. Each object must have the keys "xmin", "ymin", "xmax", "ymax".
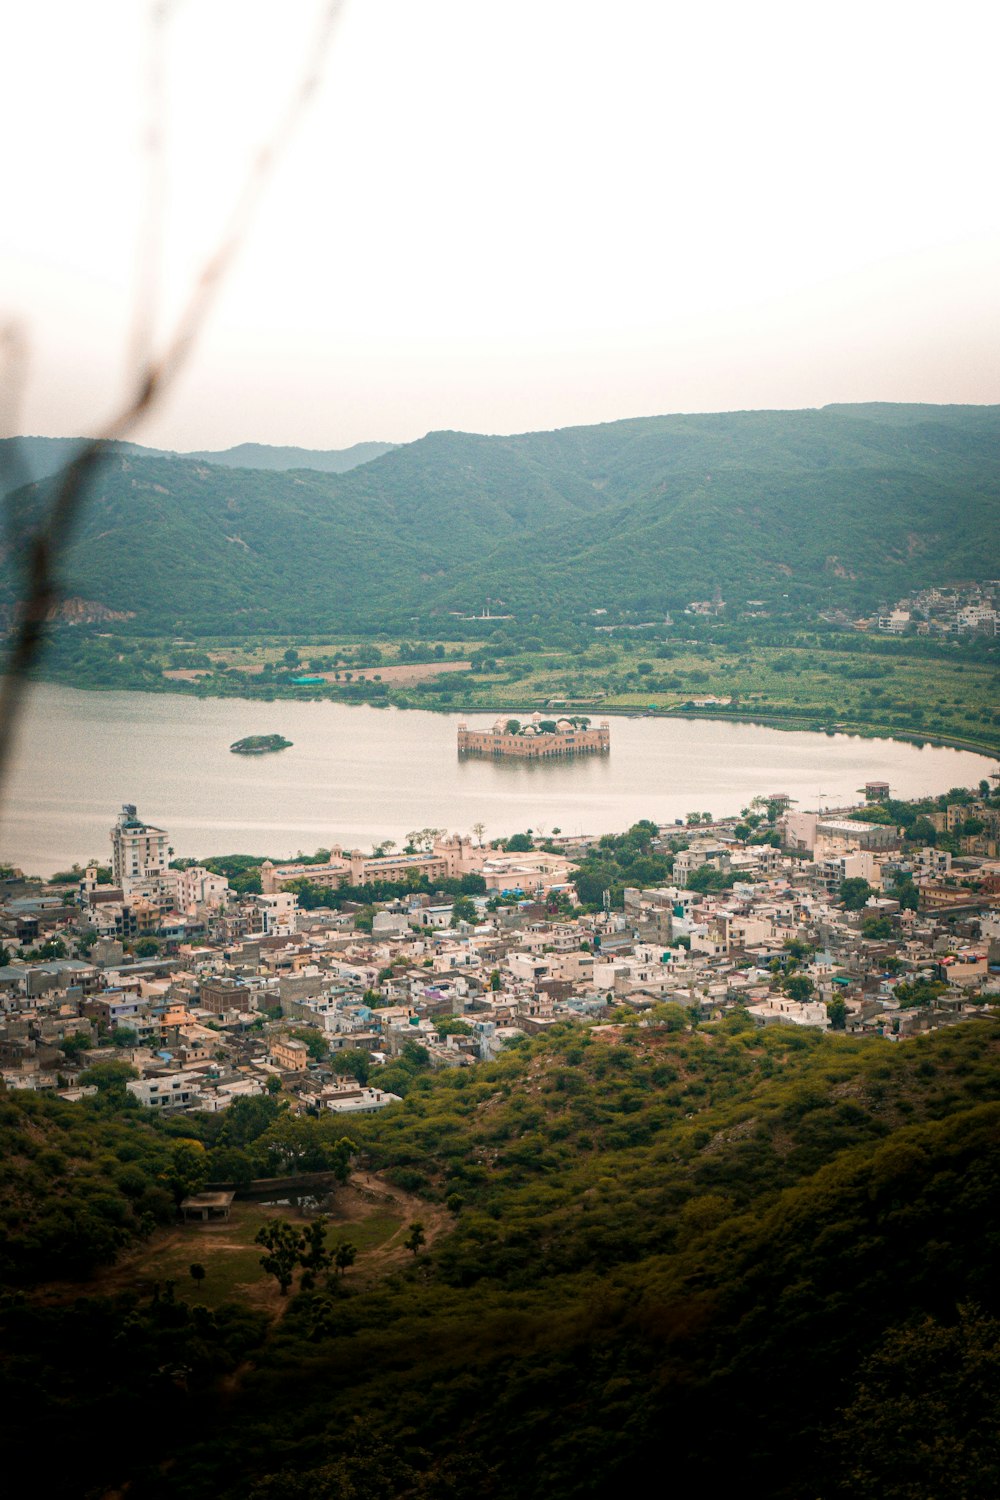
[{"xmin": 2, "ymin": 1017, "xmax": 1000, "ymax": 1498}]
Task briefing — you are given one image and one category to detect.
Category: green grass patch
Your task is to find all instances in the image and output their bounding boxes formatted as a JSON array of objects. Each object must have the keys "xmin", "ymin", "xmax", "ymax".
[{"xmin": 118, "ymin": 1204, "xmax": 402, "ymax": 1308}]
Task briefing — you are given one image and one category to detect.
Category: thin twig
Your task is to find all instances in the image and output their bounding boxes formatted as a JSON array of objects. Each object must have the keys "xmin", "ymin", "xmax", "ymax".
[
  {"xmin": 0, "ymin": 321, "xmax": 32, "ymax": 511},
  {"xmin": 126, "ymin": 0, "xmax": 173, "ymax": 387},
  {"xmin": 0, "ymin": 0, "xmax": 345, "ymax": 799}
]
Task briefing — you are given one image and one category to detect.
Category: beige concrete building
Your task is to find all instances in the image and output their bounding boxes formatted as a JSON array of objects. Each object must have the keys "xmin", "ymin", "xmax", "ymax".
[
  {"xmin": 175, "ymin": 865, "xmax": 231, "ymax": 914},
  {"xmin": 479, "ymin": 849, "xmax": 577, "ymax": 896},
  {"xmin": 271, "ymin": 1036, "xmax": 309, "ymax": 1071},
  {"xmin": 261, "ymin": 834, "xmax": 484, "ymax": 894}
]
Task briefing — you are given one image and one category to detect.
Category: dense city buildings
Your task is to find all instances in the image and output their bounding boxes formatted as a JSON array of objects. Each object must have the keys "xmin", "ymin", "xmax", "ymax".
[{"xmin": 1, "ymin": 782, "xmax": 998, "ymax": 1107}]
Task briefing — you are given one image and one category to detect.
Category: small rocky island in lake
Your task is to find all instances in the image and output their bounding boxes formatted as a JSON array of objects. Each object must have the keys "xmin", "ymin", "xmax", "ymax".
[{"xmin": 230, "ymin": 734, "xmax": 292, "ymax": 755}]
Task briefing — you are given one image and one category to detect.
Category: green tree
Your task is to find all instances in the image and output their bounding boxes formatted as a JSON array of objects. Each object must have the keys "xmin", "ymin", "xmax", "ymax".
[
  {"xmin": 784, "ymin": 975, "xmax": 815, "ymax": 1003},
  {"xmin": 28, "ymin": 938, "xmax": 67, "ymax": 960},
  {"xmin": 292, "ymin": 1028, "xmax": 328, "ymax": 1063},
  {"xmin": 404, "ymin": 1220, "xmax": 426, "ymax": 1255},
  {"xmin": 79, "ymin": 1059, "xmax": 138, "ymax": 1105},
  {"xmin": 219, "ymin": 1092, "xmax": 284, "ymax": 1147},
  {"xmin": 299, "ymin": 1220, "xmax": 333, "ymax": 1290},
  {"xmin": 436, "ymin": 1017, "xmax": 473, "ymax": 1037},
  {"xmin": 839, "ymin": 877, "xmax": 873, "ymax": 910},
  {"xmin": 826, "ymin": 998, "xmax": 848, "ymax": 1030},
  {"xmin": 61, "ymin": 1031, "xmax": 92, "ymax": 1059},
  {"xmin": 189, "ymin": 1262, "xmax": 206, "ymax": 1289},
  {"xmin": 505, "ymin": 832, "xmax": 534, "ymax": 853},
  {"xmin": 207, "ymin": 1144, "xmax": 255, "ymax": 1187},
  {"xmin": 648, "ymin": 1002, "xmax": 689, "ymax": 1031},
  {"xmin": 133, "ymin": 936, "xmax": 160, "ymax": 958},
  {"xmin": 574, "ymin": 863, "xmax": 621, "ymax": 907},
  {"xmin": 895, "ymin": 978, "xmax": 946, "ymax": 1008},
  {"xmin": 252, "ymin": 1116, "xmax": 354, "ymax": 1178},
  {"xmin": 891, "ymin": 875, "xmax": 920, "ymax": 912},
  {"xmin": 720, "ymin": 1006, "xmax": 755, "ymax": 1033},
  {"xmin": 334, "ymin": 1240, "xmax": 358, "ymax": 1276},
  {"xmin": 331, "ymin": 1049, "xmax": 371, "ymax": 1084},
  {"xmin": 907, "ymin": 816, "xmax": 938, "ymax": 846},
  {"xmin": 169, "ymin": 1140, "xmax": 209, "ymax": 1202},
  {"xmin": 255, "ymin": 1220, "xmax": 304, "ymax": 1295},
  {"xmin": 451, "ymin": 895, "xmax": 478, "ymax": 926},
  {"xmin": 686, "ymin": 864, "xmax": 733, "ymax": 894}
]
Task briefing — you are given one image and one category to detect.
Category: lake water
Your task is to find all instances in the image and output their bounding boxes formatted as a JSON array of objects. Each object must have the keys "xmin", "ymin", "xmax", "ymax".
[{"xmin": 0, "ymin": 683, "xmax": 994, "ymax": 876}]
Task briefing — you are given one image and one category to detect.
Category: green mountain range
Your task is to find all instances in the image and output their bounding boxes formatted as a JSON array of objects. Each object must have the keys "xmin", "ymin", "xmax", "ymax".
[{"xmin": 3, "ymin": 403, "xmax": 998, "ymax": 635}]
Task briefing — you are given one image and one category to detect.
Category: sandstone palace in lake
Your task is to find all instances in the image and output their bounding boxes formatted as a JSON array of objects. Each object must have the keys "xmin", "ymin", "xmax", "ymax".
[{"xmin": 458, "ymin": 713, "xmax": 610, "ymax": 760}]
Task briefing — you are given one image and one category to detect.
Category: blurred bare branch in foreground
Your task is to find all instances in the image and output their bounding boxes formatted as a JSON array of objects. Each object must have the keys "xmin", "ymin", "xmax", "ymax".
[{"xmin": 0, "ymin": 0, "xmax": 345, "ymax": 800}]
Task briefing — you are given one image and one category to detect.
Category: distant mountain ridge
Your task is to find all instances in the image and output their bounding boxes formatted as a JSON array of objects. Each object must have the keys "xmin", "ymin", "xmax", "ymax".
[
  {"xmin": 0, "ymin": 435, "xmax": 398, "ymax": 492},
  {"xmin": 3, "ymin": 404, "xmax": 998, "ymax": 635},
  {"xmin": 183, "ymin": 440, "xmax": 398, "ymax": 472}
]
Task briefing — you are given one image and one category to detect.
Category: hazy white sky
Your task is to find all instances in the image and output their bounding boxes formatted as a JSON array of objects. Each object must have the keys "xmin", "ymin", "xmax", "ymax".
[{"xmin": 3, "ymin": 0, "xmax": 999, "ymax": 450}]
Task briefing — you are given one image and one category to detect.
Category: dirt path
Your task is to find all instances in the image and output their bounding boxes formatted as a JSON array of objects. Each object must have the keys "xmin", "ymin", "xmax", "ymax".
[{"xmin": 343, "ymin": 1172, "xmax": 452, "ymax": 1278}]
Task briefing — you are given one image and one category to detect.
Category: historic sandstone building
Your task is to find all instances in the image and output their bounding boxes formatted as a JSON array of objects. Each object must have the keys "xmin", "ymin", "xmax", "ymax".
[
  {"xmin": 261, "ymin": 834, "xmax": 483, "ymax": 894},
  {"xmin": 261, "ymin": 829, "xmax": 577, "ymax": 899},
  {"xmin": 458, "ymin": 714, "xmax": 610, "ymax": 760}
]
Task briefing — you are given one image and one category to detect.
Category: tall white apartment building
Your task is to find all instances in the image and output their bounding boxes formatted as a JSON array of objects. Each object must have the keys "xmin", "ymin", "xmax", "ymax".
[{"xmin": 111, "ymin": 804, "xmax": 170, "ymax": 894}]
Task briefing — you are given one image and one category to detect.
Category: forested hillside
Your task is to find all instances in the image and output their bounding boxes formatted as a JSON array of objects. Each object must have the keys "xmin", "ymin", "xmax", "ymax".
[
  {"xmin": 4, "ymin": 404, "xmax": 998, "ymax": 635},
  {"xmin": 3, "ymin": 1018, "xmax": 1000, "ymax": 1498}
]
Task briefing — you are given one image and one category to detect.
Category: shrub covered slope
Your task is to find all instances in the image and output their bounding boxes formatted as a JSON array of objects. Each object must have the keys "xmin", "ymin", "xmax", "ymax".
[{"xmin": 2, "ymin": 1018, "xmax": 1000, "ymax": 1497}]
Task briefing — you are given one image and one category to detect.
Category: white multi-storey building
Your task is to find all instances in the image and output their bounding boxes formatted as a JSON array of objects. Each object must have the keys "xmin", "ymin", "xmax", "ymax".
[
  {"xmin": 175, "ymin": 865, "xmax": 230, "ymax": 914},
  {"xmin": 246, "ymin": 892, "xmax": 298, "ymax": 936},
  {"xmin": 111, "ymin": 805, "xmax": 170, "ymax": 895}
]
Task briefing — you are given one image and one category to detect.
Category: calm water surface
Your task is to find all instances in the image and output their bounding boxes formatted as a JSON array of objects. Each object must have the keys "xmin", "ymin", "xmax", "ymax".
[{"xmin": 1, "ymin": 684, "xmax": 995, "ymax": 876}]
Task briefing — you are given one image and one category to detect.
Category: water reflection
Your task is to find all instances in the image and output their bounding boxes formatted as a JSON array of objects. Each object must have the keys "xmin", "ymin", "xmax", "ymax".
[{"xmin": 1, "ymin": 683, "xmax": 993, "ymax": 875}]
